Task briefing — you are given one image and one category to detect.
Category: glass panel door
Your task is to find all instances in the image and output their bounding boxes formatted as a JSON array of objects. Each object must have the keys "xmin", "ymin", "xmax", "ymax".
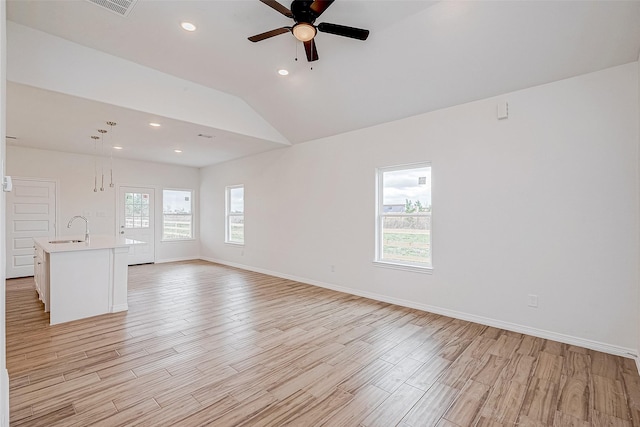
[{"xmin": 119, "ymin": 186, "xmax": 155, "ymax": 265}]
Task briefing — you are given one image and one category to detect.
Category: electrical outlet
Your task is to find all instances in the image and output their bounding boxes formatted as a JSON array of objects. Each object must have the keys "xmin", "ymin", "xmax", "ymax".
[{"xmin": 527, "ymin": 294, "xmax": 538, "ymax": 308}]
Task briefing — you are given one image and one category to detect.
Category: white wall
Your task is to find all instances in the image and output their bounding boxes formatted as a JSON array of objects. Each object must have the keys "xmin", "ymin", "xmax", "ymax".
[
  {"xmin": 637, "ymin": 50, "xmax": 640, "ymax": 367},
  {"xmin": 0, "ymin": 1, "xmax": 9, "ymax": 425},
  {"xmin": 201, "ymin": 62, "xmax": 640, "ymax": 356},
  {"xmin": 7, "ymin": 146, "xmax": 200, "ymax": 263}
]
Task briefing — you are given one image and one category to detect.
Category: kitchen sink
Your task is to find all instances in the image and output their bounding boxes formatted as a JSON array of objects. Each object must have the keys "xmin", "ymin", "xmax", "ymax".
[{"xmin": 48, "ymin": 239, "xmax": 84, "ymax": 244}]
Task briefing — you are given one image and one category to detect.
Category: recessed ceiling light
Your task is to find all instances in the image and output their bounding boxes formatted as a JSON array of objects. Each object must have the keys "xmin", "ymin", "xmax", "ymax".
[
  {"xmin": 113, "ymin": 146, "xmax": 123, "ymax": 150},
  {"xmin": 181, "ymin": 22, "xmax": 196, "ymax": 32},
  {"xmin": 174, "ymin": 149, "xmax": 183, "ymax": 153},
  {"xmin": 149, "ymin": 122, "xmax": 161, "ymax": 127},
  {"xmin": 278, "ymin": 69, "xmax": 289, "ymax": 76}
]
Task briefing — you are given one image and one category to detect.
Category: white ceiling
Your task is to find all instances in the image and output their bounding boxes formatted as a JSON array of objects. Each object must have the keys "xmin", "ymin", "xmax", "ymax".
[
  {"xmin": 6, "ymin": 82, "xmax": 286, "ymax": 168},
  {"xmin": 6, "ymin": 0, "xmax": 640, "ymax": 168}
]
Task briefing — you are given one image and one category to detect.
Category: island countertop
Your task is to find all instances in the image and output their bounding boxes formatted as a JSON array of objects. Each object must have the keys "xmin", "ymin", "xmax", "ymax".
[
  {"xmin": 33, "ymin": 235, "xmax": 144, "ymax": 253},
  {"xmin": 33, "ymin": 234, "xmax": 137, "ymax": 324}
]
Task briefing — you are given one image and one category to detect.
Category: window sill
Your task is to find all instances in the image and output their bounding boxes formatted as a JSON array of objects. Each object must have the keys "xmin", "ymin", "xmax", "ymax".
[
  {"xmin": 373, "ymin": 260, "xmax": 433, "ymax": 275},
  {"xmin": 161, "ymin": 238, "xmax": 196, "ymax": 243},
  {"xmin": 225, "ymin": 241, "xmax": 245, "ymax": 247}
]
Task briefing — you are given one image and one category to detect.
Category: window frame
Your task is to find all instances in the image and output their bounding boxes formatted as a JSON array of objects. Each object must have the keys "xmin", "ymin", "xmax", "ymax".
[
  {"xmin": 161, "ymin": 188, "xmax": 194, "ymax": 242},
  {"xmin": 374, "ymin": 162, "xmax": 433, "ymax": 273},
  {"xmin": 225, "ymin": 184, "xmax": 245, "ymax": 245}
]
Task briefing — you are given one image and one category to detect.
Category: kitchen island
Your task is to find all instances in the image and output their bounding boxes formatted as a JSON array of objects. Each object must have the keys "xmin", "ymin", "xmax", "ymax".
[{"xmin": 33, "ymin": 235, "xmax": 136, "ymax": 325}]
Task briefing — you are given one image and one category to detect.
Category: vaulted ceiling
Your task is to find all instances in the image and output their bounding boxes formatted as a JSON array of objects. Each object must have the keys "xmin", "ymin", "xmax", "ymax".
[{"xmin": 6, "ymin": 0, "xmax": 640, "ymax": 167}]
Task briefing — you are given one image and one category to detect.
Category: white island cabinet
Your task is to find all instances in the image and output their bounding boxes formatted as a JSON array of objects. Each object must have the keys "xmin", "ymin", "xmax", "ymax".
[{"xmin": 33, "ymin": 236, "xmax": 134, "ymax": 325}]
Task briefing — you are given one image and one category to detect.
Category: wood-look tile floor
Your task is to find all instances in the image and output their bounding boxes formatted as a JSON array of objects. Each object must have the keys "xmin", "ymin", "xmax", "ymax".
[{"xmin": 6, "ymin": 260, "xmax": 640, "ymax": 426}]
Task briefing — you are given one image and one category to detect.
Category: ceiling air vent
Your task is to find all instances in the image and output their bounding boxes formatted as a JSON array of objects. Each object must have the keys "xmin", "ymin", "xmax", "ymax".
[
  {"xmin": 85, "ymin": 0, "xmax": 138, "ymax": 17},
  {"xmin": 198, "ymin": 134, "xmax": 213, "ymax": 139}
]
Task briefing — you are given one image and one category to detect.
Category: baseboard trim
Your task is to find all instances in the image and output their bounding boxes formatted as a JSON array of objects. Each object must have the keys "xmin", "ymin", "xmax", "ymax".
[
  {"xmin": 201, "ymin": 257, "xmax": 638, "ymax": 361},
  {"xmin": 155, "ymin": 257, "xmax": 199, "ymax": 264},
  {"xmin": 0, "ymin": 368, "xmax": 8, "ymax": 427},
  {"xmin": 111, "ymin": 303, "xmax": 128, "ymax": 313}
]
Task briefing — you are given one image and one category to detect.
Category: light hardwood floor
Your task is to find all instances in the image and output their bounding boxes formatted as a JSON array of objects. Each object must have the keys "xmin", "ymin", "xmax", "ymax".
[{"xmin": 6, "ymin": 260, "xmax": 640, "ymax": 426}]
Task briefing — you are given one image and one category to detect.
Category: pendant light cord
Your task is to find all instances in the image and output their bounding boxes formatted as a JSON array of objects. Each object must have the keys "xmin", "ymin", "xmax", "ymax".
[
  {"xmin": 91, "ymin": 135, "xmax": 99, "ymax": 192},
  {"xmin": 98, "ymin": 129, "xmax": 107, "ymax": 191},
  {"xmin": 107, "ymin": 121, "xmax": 116, "ymax": 188}
]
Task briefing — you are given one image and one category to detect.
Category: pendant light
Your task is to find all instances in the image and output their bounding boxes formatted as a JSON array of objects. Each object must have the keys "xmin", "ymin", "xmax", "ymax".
[
  {"xmin": 106, "ymin": 121, "xmax": 116, "ymax": 188},
  {"xmin": 91, "ymin": 135, "xmax": 100, "ymax": 192},
  {"xmin": 97, "ymin": 129, "xmax": 107, "ymax": 191}
]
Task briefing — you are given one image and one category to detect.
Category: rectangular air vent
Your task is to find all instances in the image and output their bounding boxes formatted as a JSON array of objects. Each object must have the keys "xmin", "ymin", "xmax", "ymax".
[
  {"xmin": 86, "ymin": 0, "xmax": 138, "ymax": 17},
  {"xmin": 198, "ymin": 134, "xmax": 213, "ymax": 139}
]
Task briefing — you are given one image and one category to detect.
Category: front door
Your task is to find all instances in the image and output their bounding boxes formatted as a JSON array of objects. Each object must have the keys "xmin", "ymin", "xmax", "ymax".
[
  {"xmin": 6, "ymin": 178, "xmax": 57, "ymax": 278},
  {"xmin": 119, "ymin": 186, "xmax": 155, "ymax": 265}
]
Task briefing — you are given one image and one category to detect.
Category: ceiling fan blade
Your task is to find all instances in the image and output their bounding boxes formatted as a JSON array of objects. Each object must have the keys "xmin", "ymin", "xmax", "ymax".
[
  {"xmin": 304, "ymin": 39, "xmax": 319, "ymax": 62},
  {"xmin": 248, "ymin": 27, "xmax": 291, "ymax": 42},
  {"xmin": 310, "ymin": 0, "xmax": 334, "ymax": 17},
  {"xmin": 259, "ymin": 0, "xmax": 293, "ymax": 18},
  {"xmin": 317, "ymin": 22, "xmax": 369, "ymax": 40}
]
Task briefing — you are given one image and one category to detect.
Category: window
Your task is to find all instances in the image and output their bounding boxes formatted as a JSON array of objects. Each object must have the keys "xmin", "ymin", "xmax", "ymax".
[
  {"xmin": 226, "ymin": 185, "xmax": 244, "ymax": 244},
  {"xmin": 162, "ymin": 189, "xmax": 193, "ymax": 240},
  {"xmin": 376, "ymin": 163, "xmax": 432, "ymax": 270},
  {"xmin": 124, "ymin": 192, "xmax": 151, "ymax": 229}
]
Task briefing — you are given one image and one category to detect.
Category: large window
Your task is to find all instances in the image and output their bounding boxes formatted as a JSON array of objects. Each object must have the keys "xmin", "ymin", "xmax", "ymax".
[
  {"xmin": 162, "ymin": 189, "xmax": 193, "ymax": 240},
  {"xmin": 226, "ymin": 185, "xmax": 244, "ymax": 244},
  {"xmin": 376, "ymin": 163, "xmax": 432, "ymax": 270}
]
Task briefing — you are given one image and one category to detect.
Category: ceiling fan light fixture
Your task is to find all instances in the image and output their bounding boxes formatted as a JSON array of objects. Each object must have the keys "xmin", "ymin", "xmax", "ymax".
[{"xmin": 292, "ymin": 23, "xmax": 316, "ymax": 42}]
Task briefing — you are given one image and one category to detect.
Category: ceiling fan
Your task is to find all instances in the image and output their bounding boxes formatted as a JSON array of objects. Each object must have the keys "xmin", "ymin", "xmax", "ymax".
[{"xmin": 248, "ymin": 0, "xmax": 370, "ymax": 62}]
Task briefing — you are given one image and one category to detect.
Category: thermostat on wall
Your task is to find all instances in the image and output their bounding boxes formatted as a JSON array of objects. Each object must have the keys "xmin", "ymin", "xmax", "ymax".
[{"xmin": 497, "ymin": 101, "xmax": 509, "ymax": 120}]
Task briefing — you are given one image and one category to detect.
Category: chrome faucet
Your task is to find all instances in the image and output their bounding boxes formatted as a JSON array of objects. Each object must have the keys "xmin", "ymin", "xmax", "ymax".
[{"xmin": 67, "ymin": 215, "xmax": 90, "ymax": 243}]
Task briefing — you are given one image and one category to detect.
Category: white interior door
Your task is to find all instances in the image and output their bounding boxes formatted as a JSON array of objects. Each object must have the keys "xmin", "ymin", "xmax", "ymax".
[
  {"xmin": 6, "ymin": 178, "xmax": 57, "ymax": 278},
  {"xmin": 119, "ymin": 186, "xmax": 155, "ymax": 265}
]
